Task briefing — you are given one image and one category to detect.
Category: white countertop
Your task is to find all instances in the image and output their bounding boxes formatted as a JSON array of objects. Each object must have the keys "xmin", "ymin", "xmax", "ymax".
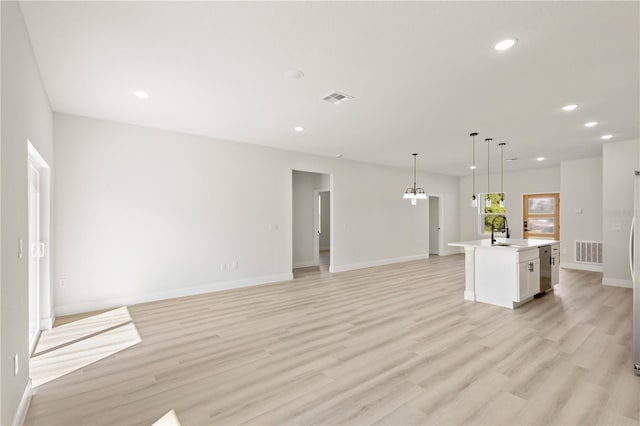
[{"xmin": 449, "ymin": 238, "xmax": 559, "ymax": 251}]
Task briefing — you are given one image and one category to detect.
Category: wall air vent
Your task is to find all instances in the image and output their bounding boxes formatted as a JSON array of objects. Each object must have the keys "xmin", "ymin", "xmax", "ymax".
[
  {"xmin": 575, "ymin": 240, "xmax": 603, "ymax": 264},
  {"xmin": 322, "ymin": 91, "xmax": 354, "ymax": 105}
]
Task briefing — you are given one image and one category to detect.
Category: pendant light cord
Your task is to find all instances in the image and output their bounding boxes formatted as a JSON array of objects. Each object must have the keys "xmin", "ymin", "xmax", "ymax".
[
  {"xmin": 413, "ymin": 154, "xmax": 417, "ymax": 190},
  {"xmin": 485, "ymin": 138, "xmax": 492, "ymax": 194},
  {"xmin": 470, "ymin": 133, "xmax": 477, "ymax": 200},
  {"xmin": 499, "ymin": 142, "xmax": 506, "ymax": 197}
]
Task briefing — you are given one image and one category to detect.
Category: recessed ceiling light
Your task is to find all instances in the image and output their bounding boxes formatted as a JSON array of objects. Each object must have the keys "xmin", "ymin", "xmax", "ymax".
[
  {"xmin": 584, "ymin": 121, "xmax": 598, "ymax": 127},
  {"xmin": 469, "ymin": 165, "xmax": 477, "ymax": 170},
  {"xmin": 601, "ymin": 134, "xmax": 613, "ymax": 140},
  {"xmin": 494, "ymin": 38, "xmax": 517, "ymax": 51},
  {"xmin": 284, "ymin": 70, "xmax": 304, "ymax": 80},
  {"xmin": 562, "ymin": 104, "xmax": 578, "ymax": 111},
  {"xmin": 335, "ymin": 154, "xmax": 343, "ymax": 158},
  {"xmin": 536, "ymin": 157, "xmax": 545, "ymax": 161},
  {"xmin": 133, "ymin": 90, "xmax": 149, "ymax": 99},
  {"xmin": 294, "ymin": 126, "xmax": 304, "ymax": 132}
]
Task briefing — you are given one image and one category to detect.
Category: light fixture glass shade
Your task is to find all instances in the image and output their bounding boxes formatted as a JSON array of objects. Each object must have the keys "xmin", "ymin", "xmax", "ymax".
[
  {"xmin": 471, "ymin": 195, "xmax": 478, "ymax": 208},
  {"xmin": 403, "ymin": 188, "xmax": 427, "ymax": 199},
  {"xmin": 411, "ymin": 198, "xmax": 417, "ymax": 205},
  {"xmin": 485, "ymin": 197, "xmax": 492, "ymax": 208}
]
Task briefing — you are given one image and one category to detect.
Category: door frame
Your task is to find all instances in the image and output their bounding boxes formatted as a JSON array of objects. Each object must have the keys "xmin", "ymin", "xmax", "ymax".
[
  {"xmin": 522, "ymin": 192, "xmax": 560, "ymax": 240},
  {"xmin": 290, "ymin": 169, "xmax": 334, "ymax": 273},
  {"xmin": 426, "ymin": 194, "xmax": 445, "ymax": 256},
  {"xmin": 27, "ymin": 140, "xmax": 53, "ymax": 343},
  {"xmin": 313, "ymin": 188, "xmax": 330, "ymax": 266}
]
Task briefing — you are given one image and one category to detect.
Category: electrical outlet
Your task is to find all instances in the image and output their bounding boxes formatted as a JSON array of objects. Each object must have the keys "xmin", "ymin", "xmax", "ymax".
[
  {"xmin": 14, "ymin": 354, "xmax": 19, "ymax": 376},
  {"xmin": 60, "ymin": 278, "xmax": 68, "ymax": 288},
  {"xmin": 220, "ymin": 263, "xmax": 226, "ymax": 271},
  {"xmin": 612, "ymin": 223, "xmax": 621, "ymax": 231},
  {"xmin": 18, "ymin": 239, "xmax": 23, "ymax": 259}
]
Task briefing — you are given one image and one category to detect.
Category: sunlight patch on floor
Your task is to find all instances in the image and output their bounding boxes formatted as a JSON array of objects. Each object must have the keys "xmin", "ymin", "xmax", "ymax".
[
  {"xmin": 34, "ymin": 306, "xmax": 134, "ymax": 355},
  {"xmin": 30, "ymin": 307, "xmax": 141, "ymax": 388},
  {"xmin": 152, "ymin": 410, "xmax": 182, "ymax": 426}
]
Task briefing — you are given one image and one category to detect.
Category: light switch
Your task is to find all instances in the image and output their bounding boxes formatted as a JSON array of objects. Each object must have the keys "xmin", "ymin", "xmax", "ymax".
[{"xmin": 575, "ymin": 208, "xmax": 583, "ymax": 214}]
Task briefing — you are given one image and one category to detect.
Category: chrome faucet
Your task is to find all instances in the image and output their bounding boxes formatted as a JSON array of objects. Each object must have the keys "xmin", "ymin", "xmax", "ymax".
[{"xmin": 491, "ymin": 216, "xmax": 510, "ymax": 245}]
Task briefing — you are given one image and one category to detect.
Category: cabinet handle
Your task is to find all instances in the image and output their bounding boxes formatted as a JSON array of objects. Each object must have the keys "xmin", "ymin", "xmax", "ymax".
[
  {"xmin": 551, "ymin": 256, "xmax": 555, "ymax": 265},
  {"xmin": 529, "ymin": 262, "xmax": 534, "ymax": 272}
]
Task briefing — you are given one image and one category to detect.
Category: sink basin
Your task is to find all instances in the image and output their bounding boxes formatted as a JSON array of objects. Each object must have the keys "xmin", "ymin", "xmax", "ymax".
[{"xmin": 493, "ymin": 243, "xmax": 515, "ymax": 247}]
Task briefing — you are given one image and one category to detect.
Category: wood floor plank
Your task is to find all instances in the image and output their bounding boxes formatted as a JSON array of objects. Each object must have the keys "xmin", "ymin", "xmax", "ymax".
[{"xmin": 24, "ymin": 255, "xmax": 640, "ymax": 426}]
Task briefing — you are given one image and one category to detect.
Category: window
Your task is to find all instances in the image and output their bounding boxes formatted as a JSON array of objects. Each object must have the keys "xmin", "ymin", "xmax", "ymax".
[{"xmin": 479, "ymin": 193, "xmax": 506, "ymax": 234}]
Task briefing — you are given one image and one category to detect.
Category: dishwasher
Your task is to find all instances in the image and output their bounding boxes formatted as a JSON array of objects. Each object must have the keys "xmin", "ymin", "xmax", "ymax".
[{"xmin": 538, "ymin": 245, "xmax": 552, "ymax": 293}]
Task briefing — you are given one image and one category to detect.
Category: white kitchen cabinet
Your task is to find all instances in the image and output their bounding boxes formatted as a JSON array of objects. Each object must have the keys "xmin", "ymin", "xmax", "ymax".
[
  {"xmin": 551, "ymin": 243, "xmax": 560, "ymax": 285},
  {"xmin": 517, "ymin": 258, "xmax": 540, "ymax": 302},
  {"xmin": 450, "ymin": 239, "xmax": 561, "ymax": 309}
]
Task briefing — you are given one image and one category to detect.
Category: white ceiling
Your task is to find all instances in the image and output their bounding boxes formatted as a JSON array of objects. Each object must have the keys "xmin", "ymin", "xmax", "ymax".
[{"xmin": 20, "ymin": 1, "xmax": 639, "ymax": 176}]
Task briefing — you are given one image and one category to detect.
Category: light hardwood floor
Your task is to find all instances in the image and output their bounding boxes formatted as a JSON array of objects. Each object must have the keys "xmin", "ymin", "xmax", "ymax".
[{"xmin": 26, "ymin": 254, "xmax": 640, "ymax": 425}]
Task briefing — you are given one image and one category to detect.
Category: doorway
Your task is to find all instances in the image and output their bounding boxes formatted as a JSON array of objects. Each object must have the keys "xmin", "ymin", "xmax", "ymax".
[
  {"xmin": 27, "ymin": 141, "xmax": 51, "ymax": 354},
  {"xmin": 292, "ymin": 170, "xmax": 332, "ymax": 273},
  {"xmin": 428, "ymin": 196, "xmax": 440, "ymax": 255},
  {"xmin": 317, "ymin": 190, "xmax": 331, "ymax": 270},
  {"xmin": 28, "ymin": 162, "xmax": 41, "ymax": 349},
  {"xmin": 523, "ymin": 192, "xmax": 560, "ymax": 240}
]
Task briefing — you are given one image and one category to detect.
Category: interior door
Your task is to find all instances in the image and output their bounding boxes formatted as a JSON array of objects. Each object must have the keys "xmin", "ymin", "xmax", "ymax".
[{"xmin": 523, "ymin": 193, "xmax": 560, "ymax": 240}]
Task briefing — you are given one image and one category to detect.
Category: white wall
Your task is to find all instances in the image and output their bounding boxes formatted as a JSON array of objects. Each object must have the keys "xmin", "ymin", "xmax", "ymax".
[
  {"xmin": 602, "ymin": 139, "xmax": 639, "ymax": 287},
  {"xmin": 292, "ymin": 171, "xmax": 327, "ymax": 268},
  {"xmin": 1, "ymin": 2, "xmax": 54, "ymax": 424},
  {"xmin": 458, "ymin": 167, "xmax": 561, "ymax": 242},
  {"xmin": 560, "ymin": 157, "xmax": 603, "ymax": 270},
  {"xmin": 319, "ymin": 191, "xmax": 330, "ymax": 251},
  {"xmin": 54, "ymin": 113, "xmax": 460, "ymax": 314}
]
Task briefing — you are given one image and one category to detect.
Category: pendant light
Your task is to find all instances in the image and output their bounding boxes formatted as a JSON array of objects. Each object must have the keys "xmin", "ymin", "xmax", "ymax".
[
  {"xmin": 470, "ymin": 132, "xmax": 478, "ymax": 207},
  {"xmin": 403, "ymin": 153, "xmax": 427, "ymax": 205},
  {"xmin": 485, "ymin": 138, "xmax": 493, "ymax": 207},
  {"xmin": 499, "ymin": 142, "xmax": 506, "ymax": 208}
]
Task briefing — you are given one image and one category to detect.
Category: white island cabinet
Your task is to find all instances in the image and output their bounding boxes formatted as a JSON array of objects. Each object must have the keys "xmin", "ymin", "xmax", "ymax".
[{"xmin": 449, "ymin": 238, "xmax": 560, "ymax": 309}]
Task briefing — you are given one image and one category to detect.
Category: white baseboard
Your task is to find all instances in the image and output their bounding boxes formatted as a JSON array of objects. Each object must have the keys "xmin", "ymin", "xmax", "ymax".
[
  {"xmin": 39, "ymin": 315, "xmax": 55, "ymax": 330},
  {"xmin": 602, "ymin": 277, "xmax": 633, "ymax": 288},
  {"xmin": 55, "ymin": 273, "xmax": 293, "ymax": 316},
  {"xmin": 12, "ymin": 379, "xmax": 32, "ymax": 426},
  {"xmin": 560, "ymin": 262, "xmax": 603, "ymax": 273},
  {"xmin": 464, "ymin": 290, "xmax": 476, "ymax": 301},
  {"xmin": 331, "ymin": 254, "xmax": 428, "ymax": 273},
  {"xmin": 293, "ymin": 260, "xmax": 318, "ymax": 269}
]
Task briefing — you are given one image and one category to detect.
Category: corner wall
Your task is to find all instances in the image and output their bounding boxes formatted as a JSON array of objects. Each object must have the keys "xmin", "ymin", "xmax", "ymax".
[
  {"xmin": 559, "ymin": 157, "xmax": 603, "ymax": 270},
  {"xmin": 602, "ymin": 139, "xmax": 639, "ymax": 287},
  {"xmin": 1, "ymin": 2, "xmax": 54, "ymax": 424}
]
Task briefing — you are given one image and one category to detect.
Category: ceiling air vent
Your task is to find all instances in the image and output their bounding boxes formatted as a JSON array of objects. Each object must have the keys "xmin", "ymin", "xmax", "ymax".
[{"xmin": 322, "ymin": 91, "xmax": 354, "ymax": 105}]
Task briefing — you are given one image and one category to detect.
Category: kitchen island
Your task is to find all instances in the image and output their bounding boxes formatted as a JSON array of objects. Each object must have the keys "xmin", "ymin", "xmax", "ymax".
[{"xmin": 449, "ymin": 238, "xmax": 560, "ymax": 308}]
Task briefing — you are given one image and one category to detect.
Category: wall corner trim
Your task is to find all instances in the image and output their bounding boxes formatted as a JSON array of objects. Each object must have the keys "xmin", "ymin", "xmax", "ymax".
[
  {"xmin": 601, "ymin": 277, "xmax": 633, "ymax": 288},
  {"xmin": 39, "ymin": 316, "xmax": 55, "ymax": 331},
  {"xmin": 54, "ymin": 273, "xmax": 294, "ymax": 316},
  {"xmin": 331, "ymin": 254, "xmax": 428, "ymax": 273},
  {"xmin": 12, "ymin": 379, "xmax": 32, "ymax": 426}
]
